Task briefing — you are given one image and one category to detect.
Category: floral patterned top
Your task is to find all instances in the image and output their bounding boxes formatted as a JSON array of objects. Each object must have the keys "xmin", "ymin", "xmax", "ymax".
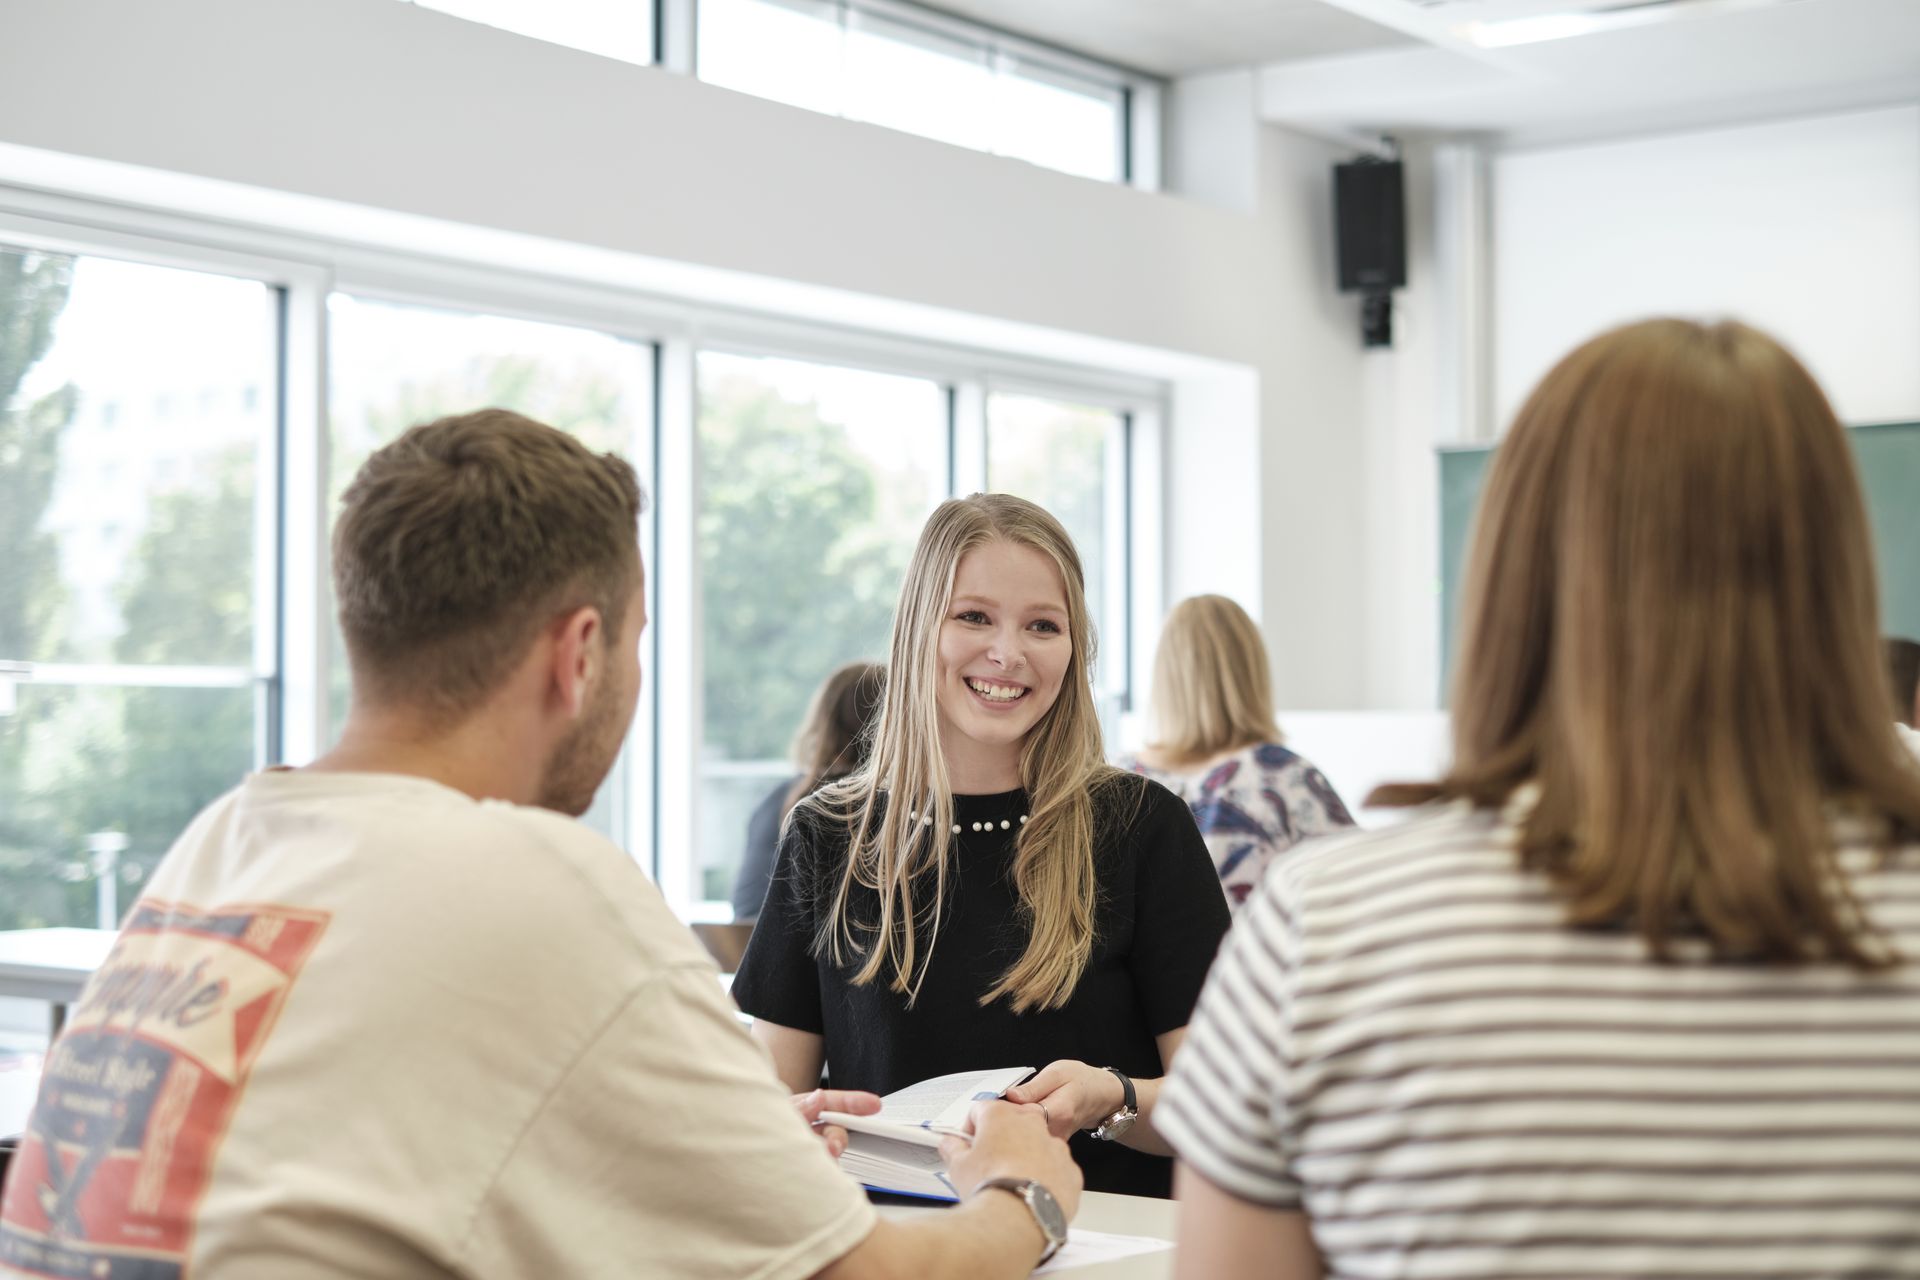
[{"xmin": 1124, "ymin": 742, "xmax": 1356, "ymax": 910}]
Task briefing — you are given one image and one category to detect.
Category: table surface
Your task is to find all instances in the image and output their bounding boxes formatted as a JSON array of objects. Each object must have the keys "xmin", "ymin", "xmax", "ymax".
[
  {"xmin": 877, "ymin": 1189, "xmax": 1177, "ymax": 1278},
  {"xmin": 0, "ymin": 928, "xmax": 118, "ymax": 1002}
]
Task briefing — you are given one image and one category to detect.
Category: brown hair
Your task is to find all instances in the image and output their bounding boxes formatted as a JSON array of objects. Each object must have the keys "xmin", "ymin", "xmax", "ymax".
[
  {"xmin": 1375, "ymin": 319, "xmax": 1920, "ymax": 969},
  {"xmin": 1147, "ymin": 594, "xmax": 1283, "ymax": 768},
  {"xmin": 1887, "ymin": 638, "xmax": 1920, "ymax": 728},
  {"xmin": 782, "ymin": 661, "xmax": 885, "ymax": 816},
  {"xmin": 333, "ymin": 408, "xmax": 643, "ymax": 721}
]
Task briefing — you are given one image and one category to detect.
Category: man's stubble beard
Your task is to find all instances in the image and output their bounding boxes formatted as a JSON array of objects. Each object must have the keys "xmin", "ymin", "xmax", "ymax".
[{"xmin": 538, "ymin": 671, "xmax": 628, "ymax": 817}]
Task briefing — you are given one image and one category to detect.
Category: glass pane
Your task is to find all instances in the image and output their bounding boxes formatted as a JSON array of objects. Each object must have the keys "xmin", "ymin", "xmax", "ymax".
[
  {"xmin": 695, "ymin": 0, "xmax": 1130, "ymax": 183},
  {"xmin": 696, "ymin": 350, "xmax": 944, "ymax": 902},
  {"xmin": 1, "ymin": 248, "xmax": 274, "ymax": 667},
  {"xmin": 985, "ymin": 392, "xmax": 1120, "ymax": 677},
  {"xmin": 0, "ymin": 683, "xmax": 254, "ymax": 930},
  {"xmin": 992, "ymin": 66, "xmax": 1123, "ymax": 183},
  {"xmin": 412, "ymin": 0, "xmax": 654, "ymax": 65},
  {"xmin": 698, "ymin": 0, "xmax": 844, "ymax": 117},
  {"xmin": 843, "ymin": 15, "xmax": 994, "ymax": 153},
  {"xmin": 327, "ymin": 294, "xmax": 654, "ymax": 843}
]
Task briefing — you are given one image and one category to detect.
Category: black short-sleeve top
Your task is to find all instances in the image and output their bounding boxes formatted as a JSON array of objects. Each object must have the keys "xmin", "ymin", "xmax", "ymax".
[{"xmin": 730, "ymin": 774, "xmax": 1232, "ymax": 1198}]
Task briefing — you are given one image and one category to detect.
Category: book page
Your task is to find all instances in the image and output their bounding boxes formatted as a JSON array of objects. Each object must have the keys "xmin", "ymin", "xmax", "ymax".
[
  {"xmin": 819, "ymin": 1065, "xmax": 1031, "ymax": 1141},
  {"xmin": 877, "ymin": 1065, "xmax": 1033, "ymax": 1129},
  {"xmin": 838, "ymin": 1131, "xmax": 958, "ymax": 1200},
  {"xmin": 824, "ymin": 1112, "xmax": 944, "ymax": 1149}
]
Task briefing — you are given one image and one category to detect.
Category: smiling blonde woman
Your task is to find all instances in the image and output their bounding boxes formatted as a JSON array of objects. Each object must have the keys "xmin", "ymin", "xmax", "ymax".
[{"xmin": 732, "ymin": 494, "xmax": 1230, "ymax": 1199}]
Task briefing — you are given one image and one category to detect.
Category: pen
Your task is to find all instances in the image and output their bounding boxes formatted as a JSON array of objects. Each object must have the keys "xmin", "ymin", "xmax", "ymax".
[{"xmin": 811, "ymin": 1117, "xmax": 976, "ymax": 1145}]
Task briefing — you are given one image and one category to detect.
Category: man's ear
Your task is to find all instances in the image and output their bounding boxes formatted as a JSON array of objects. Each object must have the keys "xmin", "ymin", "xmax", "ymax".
[{"xmin": 549, "ymin": 604, "xmax": 604, "ymax": 719}]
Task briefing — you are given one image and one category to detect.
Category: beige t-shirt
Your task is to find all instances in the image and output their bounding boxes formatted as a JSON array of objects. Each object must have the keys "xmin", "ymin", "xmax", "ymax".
[{"xmin": 0, "ymin": 771, "xmax": 875, "ymax": 1280}]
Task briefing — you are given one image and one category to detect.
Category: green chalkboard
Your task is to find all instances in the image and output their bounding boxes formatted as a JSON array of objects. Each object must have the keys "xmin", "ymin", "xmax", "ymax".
[{"xmin": 1438, "ymin": 421, "xmax": 1920, "ymax": 702}]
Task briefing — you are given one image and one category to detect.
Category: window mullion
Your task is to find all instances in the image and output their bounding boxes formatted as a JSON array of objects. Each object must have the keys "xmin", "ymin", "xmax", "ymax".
[
  {"xmin": 1124, "ymin": 404, "xmax": 1166, "ymax": 741},
  {"xmin": 13, "ymin": 665, "xmax": 256, "ymax": 689},
  {"xmin": 1102, "ymin": 412, "xmax": 1131, "ymax": 708},
  {"xmin": 658, "ymin": 0, "xmax": 697, "ymax": 72},
  {"xmin": 627, "ymin": 341, "xmax": 666, "ymax": 881},
  {"xmin": 279, "ymin": 269, "xmax": 332, "ymax": 765},
  {"xmin": 655, "ymin": 336, "xmax": 702, "ymax": 907},
  {"xmin": 952, "ymin": 379, "xmax": 987, "ymax": 495}
]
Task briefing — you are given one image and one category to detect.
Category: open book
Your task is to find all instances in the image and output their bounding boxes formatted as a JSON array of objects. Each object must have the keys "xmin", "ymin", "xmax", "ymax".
[{"xmin": 817, "ymin": 1065, "xmax": 1032, "ymax": 1201}]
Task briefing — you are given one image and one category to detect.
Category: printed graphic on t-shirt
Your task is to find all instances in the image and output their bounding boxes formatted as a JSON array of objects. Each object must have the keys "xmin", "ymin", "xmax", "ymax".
[{"xmin": 0, "ymin": 901, "xmax": 328, "ymax": 1280}]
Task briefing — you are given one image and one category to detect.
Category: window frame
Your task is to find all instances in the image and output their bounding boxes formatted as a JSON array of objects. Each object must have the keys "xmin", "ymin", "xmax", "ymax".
[
  {"xmin": 0, "ymin": 212, "xmax": 310, "ymax": 925},
  {"xmin": 404, "ymin": 0, "xmax": 659, "ymax": 69},
  {"xmin": 0, "ymin": 207, "xmax": 315, "ymax": 767},
  {"xmin": 323, "ymin": 268, "xmax": 668, "ymax": 874},
  {"xmin": 678, "ymin": 339, "xmax": 1158, "ymax": 914},
  {"xmin": 978, "ymin": 377, "xmax": 1139, "ymax": 715},
  {"xmin": 687, "ymin": 0, "xmax": 1162, "ymax": 189},
  {"xmin": 0, "ymin": 185, "xmax": 1168, "ymax": 921}
]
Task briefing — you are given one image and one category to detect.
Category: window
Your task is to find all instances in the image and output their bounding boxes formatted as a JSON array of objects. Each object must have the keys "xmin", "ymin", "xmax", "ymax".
[
  {"xmin": 0, "ymin": 247, "xmax": 277, "ymax": 929},
  {"xmin": 406, "ymin": 0, "xmax": 655, "ymax": 65},
  {"xmin": 985, "ymin": 392, "xmax": 1129, "ymax": 730},
  {"xmin": 692, "ymin": 351, "xmax": 946, "ymax": 904},
  {"xmin": 698, "ymin": 0, "xmax": 1139, "ymax": 184},
  {"xmin": 326, "ymin": 293, "xmax": 656, "ymax": 846},
  {"xmin": 989, "ymin": 61, "xmax": 1126, "ymax": 182},
  {"xmin": 0, "ymin": 204, "xmax": 1158, "ymax": 935}
]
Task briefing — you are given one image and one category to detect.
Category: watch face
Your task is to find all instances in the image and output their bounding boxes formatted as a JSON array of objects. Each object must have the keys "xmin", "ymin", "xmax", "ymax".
[{"xmin": 1028, "ymin": 1182, "xmax": 1069, "ymax": 1241}]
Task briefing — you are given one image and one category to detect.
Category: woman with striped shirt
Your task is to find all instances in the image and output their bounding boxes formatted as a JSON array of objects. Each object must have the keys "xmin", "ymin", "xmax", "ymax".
[{"xmin": 1158, "ymin": 318, "xmax": 1920, "ymax": 1278}]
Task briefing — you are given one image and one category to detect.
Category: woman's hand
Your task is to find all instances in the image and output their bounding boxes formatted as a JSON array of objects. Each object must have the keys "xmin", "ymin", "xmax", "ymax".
[
  {"xmin": 793, "ymin": 1087, "xmax": 882, "ymax": 1159},
  {"xmin": 1003, "ymin": 1060, "xmax": 1126, "ymax": 1139}
]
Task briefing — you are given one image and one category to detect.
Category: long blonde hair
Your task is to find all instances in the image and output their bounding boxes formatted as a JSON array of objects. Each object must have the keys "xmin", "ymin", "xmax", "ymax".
[
  {"xmin": 806, "ymin": 494, "xmax": 1124, "ymax": 1012},
  {"xmin": 1147, "ymin": 594, "xmax": 1283, "ymax": 768},
  {"xmin": 1375, "ymin": 318, "xmax": 1920, "ymax": 969}
]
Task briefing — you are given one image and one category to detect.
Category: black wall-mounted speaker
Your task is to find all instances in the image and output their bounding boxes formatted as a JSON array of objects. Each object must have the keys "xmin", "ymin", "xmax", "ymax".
[{"xmin": 1334, "ymin": 159, "xmax": 1406, "ymax": 294}]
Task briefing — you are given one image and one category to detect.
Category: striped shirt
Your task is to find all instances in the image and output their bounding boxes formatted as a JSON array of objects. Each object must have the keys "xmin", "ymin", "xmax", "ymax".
[{"xmin": 1158, "ymin": 800, "xmax": 1920, "ymax": 1279}]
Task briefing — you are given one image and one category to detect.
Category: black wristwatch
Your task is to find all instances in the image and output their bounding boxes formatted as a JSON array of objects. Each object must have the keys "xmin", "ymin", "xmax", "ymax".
[
  {"xmin": 975, "ymin": 1176, "xmax": 1069, "ymax": 1264},
  {"xmin": 1091, "ymin": 1067, "xmax": 1137, "ymax": 1141}
]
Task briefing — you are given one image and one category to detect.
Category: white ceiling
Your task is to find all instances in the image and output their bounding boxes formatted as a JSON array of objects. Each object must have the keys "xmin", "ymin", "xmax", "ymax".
[
  {"xmin": 927, "ymin": 0, "xmax": 1920, "ymax": 148},
  {"xmin": 919, "ymin": 0, "xmax": 1416, "ymax": 76},
  {"xmin": 1262, "ymin": 0, "xmax": 1920, "ymax": 147}
]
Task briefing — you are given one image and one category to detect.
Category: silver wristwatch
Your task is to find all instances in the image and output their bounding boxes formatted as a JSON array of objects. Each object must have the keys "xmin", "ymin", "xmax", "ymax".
[
  {"xmin": 976, "ymin": 1176, "xmax": 1069, "ymax": 1264},
  {"xmin": 1090, "ymin": 1067, "xmax": 1138, "ymax": 1142}
]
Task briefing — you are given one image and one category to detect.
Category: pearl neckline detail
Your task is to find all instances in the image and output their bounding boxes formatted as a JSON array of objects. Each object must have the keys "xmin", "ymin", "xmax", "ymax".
[{"xmin": 907, "ymin": 809, "xmax": 1029, "ymax": 835}]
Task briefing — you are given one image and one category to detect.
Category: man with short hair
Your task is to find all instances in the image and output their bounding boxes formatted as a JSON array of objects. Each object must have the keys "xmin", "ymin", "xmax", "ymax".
[{"xmin": 0, "ymin": 410, "xmax": 1079, "ymax": 1279}]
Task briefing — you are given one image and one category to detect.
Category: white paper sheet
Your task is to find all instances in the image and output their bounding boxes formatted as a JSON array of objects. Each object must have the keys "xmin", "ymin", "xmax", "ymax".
[{"xmin": 1034, "ymin": 1228, "xmax": 1173, "ymax": 1274}]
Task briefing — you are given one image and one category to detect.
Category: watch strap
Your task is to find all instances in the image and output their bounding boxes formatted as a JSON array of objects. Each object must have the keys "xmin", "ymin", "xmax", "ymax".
[{"xmin": 1091, "ymin": 1067, "xmax": 1139, "ymax": 1141}]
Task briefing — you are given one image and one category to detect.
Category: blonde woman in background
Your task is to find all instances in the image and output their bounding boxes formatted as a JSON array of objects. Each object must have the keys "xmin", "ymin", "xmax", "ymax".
[
  {"xmin": 1159, "ymin": 319, "xmax": 1920, "ymax": 1278},
  {"xmin": 732, "ymin": 494, "xmax": 1230, "ymax": 1198},
  {"xmin": 1125, "ymin": 594, "xmax": 1354, "ymax": 910}
]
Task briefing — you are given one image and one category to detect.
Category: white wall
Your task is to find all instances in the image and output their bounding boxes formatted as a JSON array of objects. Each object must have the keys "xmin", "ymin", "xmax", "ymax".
[
  {"xmin": 1252, "ymin": 126, "xmax": 1374, "ymax": 708},
  {"xmin": 1356, "ymin": 142, "xmax": 1443, "ymax": 710},
  {"xmin": 0, "ymin": 0, "xmax": 1266, "ymax": 364},
  {"xmin": 1494, "ymin": 105, "xmax": 1920, "ymax": 426}
]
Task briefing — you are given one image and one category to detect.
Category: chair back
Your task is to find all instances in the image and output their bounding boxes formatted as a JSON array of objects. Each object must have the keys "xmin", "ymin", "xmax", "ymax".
[{"xmin": 691, "ymin": 922, "xmax": 756, "ymax": 973}]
